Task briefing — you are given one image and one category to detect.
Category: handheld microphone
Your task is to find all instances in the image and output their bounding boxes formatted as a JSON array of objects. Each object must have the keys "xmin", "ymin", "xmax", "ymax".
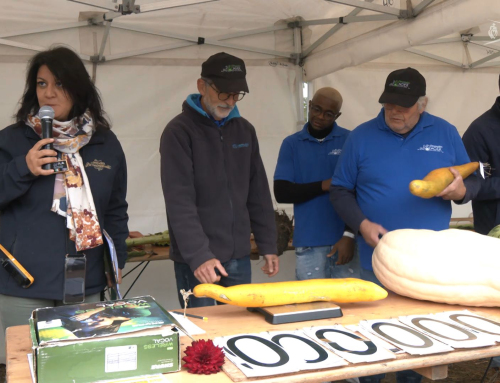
[{"xmin": 39, "ymin": 106, "xmax": 55, "ymax": 170}]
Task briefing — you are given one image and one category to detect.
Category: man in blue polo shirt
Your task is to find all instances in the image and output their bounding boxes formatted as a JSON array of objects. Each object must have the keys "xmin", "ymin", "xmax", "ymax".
[
  {"xmin": 274, "ymin": 87, "xmax": 359, "ymax": 280},
  {"xmin": 330, "ymin": 68, "xmax": 478, "ymax": 383}
]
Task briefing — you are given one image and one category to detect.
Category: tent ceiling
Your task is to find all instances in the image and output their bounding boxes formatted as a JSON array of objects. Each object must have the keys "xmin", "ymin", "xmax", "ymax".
[{"xmin": 0, "ymin": 0, "xmax": 499, "ymax": 77}]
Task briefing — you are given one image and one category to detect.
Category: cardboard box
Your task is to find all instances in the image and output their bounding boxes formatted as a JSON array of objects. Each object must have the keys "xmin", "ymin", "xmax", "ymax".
[{"xmin": 30, "ymin": 296, "xmax": 181, "ymax": 383}]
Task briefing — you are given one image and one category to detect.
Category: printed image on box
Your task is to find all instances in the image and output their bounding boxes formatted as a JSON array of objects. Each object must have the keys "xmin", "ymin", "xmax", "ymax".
[{"xmin": 36, "ymin": 296, "xmax": 173, "ymax": 342}]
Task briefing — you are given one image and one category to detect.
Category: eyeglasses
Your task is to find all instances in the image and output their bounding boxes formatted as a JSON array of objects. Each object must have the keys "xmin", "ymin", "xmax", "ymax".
[
  {"xmin": 205, "ymin": 80, "xmax": 246, "ymax": 102},
  {"xmin": 310, "ymin": 104, "xmax": 339, "ymax": 120}
]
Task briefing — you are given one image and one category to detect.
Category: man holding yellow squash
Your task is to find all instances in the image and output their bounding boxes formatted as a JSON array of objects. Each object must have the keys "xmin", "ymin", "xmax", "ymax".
[{"xmin": 329, "ymin": 67, "xmax": 480, "ymax": 383}]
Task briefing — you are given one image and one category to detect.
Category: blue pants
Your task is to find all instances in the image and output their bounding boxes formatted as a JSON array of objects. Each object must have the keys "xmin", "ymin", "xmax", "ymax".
[
  {"xmin": 295, "ymin": 245, "xmax": 360, "ymax": 280},
  {"xmin": 174, "ymin": 256, "xmax": 252, "ymax": 308},
  {"xmin": 358, "ymin": 268, "xmax": 422, "ymax": 383}
]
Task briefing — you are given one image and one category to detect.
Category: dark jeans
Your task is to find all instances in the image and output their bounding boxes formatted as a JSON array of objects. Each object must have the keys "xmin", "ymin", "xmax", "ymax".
[{"xmin": 174, "ymin": 256, "xmax": 252, "ymax": 308}]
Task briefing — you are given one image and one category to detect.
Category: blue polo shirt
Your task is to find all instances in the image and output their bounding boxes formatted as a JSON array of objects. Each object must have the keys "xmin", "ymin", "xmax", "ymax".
[
  {"xmin": 332, "ymin": 108, "xmax": 471, "ymax": 270},
  {"xmin": 274, "ymin": 122, "xmax": 350, "ymax": 247}
]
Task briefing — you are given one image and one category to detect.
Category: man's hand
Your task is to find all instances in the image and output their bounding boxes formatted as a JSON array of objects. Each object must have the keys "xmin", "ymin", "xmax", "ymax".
[
  {"xmin": 262, "ymin": 254, "xmax": 279, "ymax": 277},
  {"xmin": 321, "ymin": 178, "xmax": 332, "ymax": 192},
  {"xmin": 436, "ymin": 167, "xmax": 466, "ymax": 201},
  {"xmin": 328, "ymin": 236, "xmax": 355, "ymax": 265},
  {"xmin": 359, "ymin": 219, "xmax": 388, "ymax": 248},
  {"xmin": 194, "ymin": 259, "xmax": 228, "ymax": 284},
  {"xmin": 26, "ymin": 138, "xmax": 57, "ymax": 176}
]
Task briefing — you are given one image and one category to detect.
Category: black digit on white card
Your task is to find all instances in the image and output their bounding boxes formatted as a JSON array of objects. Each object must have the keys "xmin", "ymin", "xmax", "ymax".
[
  {"xmin": 316, "ymin": 329, "xmax": 378, "ymax": 355},
  {"xmin": 449, "ymin": 314, "xmax": 500, "ymax": 336},
  {"xmin": 410, "ymin": 318, "xmax": 477, "ymax": 341},
  {"xmin": 372, "ymin": 322, "xmax": 434, "ymax": 348},
  {"xmin": 226, "ymin": 335, "xmax": 290, "ymax": 367},
  {"xmin": 271, "ymin": 334, "xmax": 329, "ymax": 363}
]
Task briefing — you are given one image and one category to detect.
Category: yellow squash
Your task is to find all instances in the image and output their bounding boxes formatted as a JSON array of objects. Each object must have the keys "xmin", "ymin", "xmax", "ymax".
[
  {"xmin": 409, "ymin": 162, "xmax": 479, "ymax": 199},
  {"xmin": 193, "ymin": 278, "xmax": 388, "ymax": 307}
]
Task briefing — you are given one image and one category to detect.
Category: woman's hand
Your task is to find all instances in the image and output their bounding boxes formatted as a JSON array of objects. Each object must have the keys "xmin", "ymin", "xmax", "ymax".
[{"xmin": 25, "ymin": 138, "xmax": 57, "ymax": 176}]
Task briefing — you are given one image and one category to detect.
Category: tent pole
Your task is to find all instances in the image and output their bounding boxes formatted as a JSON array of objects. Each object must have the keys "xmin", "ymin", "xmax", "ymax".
[
  {"xmin": 98, "ymin": 21, "xmax": 112, "ymax": 62},
  {"xmin": 294, "ymin": 26, "xmax": 305, "ymax": 131}
]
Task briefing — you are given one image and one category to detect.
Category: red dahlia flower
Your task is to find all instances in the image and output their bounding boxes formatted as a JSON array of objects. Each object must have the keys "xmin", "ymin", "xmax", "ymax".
[{"xmin": 183, "ymin": 339, "xmax": 225, "ymax": 374}]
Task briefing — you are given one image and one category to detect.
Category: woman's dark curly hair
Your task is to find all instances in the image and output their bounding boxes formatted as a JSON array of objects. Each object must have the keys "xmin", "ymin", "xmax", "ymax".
[{"xmin": 16, "ymin": 46, "xmax": 110, "ymax": 129}]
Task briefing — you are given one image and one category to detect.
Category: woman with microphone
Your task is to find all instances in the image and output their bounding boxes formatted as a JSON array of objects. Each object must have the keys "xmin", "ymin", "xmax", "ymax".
[{"xmin": 0, "ymin": 46, "xmax": 129, "ymax": 357}]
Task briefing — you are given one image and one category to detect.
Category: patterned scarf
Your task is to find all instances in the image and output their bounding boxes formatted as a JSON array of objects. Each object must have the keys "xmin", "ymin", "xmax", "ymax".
[{"xmin": 26, "ymin": 110, "xmax": 103, "ymax": 252}]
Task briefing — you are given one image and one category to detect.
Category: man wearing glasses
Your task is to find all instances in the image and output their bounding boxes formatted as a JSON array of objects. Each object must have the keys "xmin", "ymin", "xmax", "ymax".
[
  {"xmin": 274, "ymin": 87, "xmax": 359, "ymax": 281},
  {"xmin": 160, "ymin": 52, "xmax": 279, "ymax": 308}
]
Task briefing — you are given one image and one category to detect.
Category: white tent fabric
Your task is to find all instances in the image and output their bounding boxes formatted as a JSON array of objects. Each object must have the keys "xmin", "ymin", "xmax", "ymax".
[
  {"xmin": 304, "ymin": 0, "xmax": 500, "ymax": 80},
  {"xmin": 1, "ymin": 0, "xmax": 498, "ymax": 233}
]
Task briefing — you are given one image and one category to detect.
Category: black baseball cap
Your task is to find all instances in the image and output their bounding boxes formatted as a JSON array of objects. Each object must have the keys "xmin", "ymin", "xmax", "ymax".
[
  {"xmin": 379, "ymin": 67, "xmax": 426, "ymax": 108},
  {"xmin": 201, "ymin": 52, "xmax": 249, "ymax": 94}
]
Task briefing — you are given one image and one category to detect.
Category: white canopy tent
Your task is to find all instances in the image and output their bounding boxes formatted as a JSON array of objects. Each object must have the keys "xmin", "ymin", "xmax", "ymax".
[
  {"xmin": 0, "ymin": 1, "xmax": 499, "ymax": 353},
  {"xmin": 0, "ymin": 0, "xmax": 499, "ymax": 231}
]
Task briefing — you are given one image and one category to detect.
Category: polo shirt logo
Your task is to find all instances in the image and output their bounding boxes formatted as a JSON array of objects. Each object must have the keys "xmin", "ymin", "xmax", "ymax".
[
  {"xmin": 389, "ymin": 80, "xmax": 411, "ymax": 89},
  {"xmin": 417, "ymin": 144, "xmax": 444, "ymax": 153},
  {"xmin": 232, "ymin": 143, "xmax": 249, "ymax": 149},
  {"xmin": 328, "ymin": 149, "xmax": 342, "ymax": 156}
]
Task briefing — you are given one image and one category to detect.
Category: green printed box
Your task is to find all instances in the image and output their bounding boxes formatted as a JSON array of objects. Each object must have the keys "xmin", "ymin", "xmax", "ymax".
[{"xmin": 30, "ymin": 296, "xmax": 181, "ymax": 383}]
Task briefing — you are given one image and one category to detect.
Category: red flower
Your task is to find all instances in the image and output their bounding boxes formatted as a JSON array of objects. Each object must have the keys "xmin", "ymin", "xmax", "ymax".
[{"xmin": 183, "ymin": 339, "xmax": 225, "ymax": 375}]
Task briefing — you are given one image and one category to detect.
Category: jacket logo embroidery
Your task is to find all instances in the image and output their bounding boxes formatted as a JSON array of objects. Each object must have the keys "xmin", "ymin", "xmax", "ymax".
[
  {"xmin": 417, "ymin": 144, "xmax": 444, "ymax": 153},
  {"xmin": 85, "ymin": 159, "xmax": 111, "ymax": 171},
  {"xmin": 328, "ymin": 149, "xmax": 342, "ymax": 156},
  {"xmin": 232, "ymin": 143, "xmax": 249, "ymax": 149}
]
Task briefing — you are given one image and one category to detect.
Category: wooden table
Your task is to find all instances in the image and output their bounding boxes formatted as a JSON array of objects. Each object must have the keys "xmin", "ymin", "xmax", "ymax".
[{"xmin": 7, "ymin": 294, "xmax": 500, "ymax": 382}]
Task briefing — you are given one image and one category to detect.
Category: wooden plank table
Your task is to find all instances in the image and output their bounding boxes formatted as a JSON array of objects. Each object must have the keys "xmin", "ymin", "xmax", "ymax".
[{"xmin": 7, "ymin": 293, "xmax": 500, "ymax": 383}]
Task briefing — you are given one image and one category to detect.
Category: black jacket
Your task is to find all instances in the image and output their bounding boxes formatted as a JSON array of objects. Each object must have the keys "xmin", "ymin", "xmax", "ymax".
[
  {"xmin": 0, "ymin": 122, "xmax": 129, "ymax": 299},
  {"xmin": 462, "ymin": 97, "xmax": 500, "ymax": 235},
  {"xmin": 160, "ymin": 99, "xmax": 277, "ymax": 272}
]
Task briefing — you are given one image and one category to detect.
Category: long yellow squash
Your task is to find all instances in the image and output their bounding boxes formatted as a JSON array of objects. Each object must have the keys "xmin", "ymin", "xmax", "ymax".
[
  {"xmin": 193, "ymin": 278, "xmax": 388, "ymax": 307},
  {"xmin": 409, "ymin": 162, "xmax": 479, "ymax": 199}
]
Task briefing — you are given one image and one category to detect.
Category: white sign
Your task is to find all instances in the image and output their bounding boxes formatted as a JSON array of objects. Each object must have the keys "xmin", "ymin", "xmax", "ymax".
[{"xmin": 303, "ymin": 325, "xmax": 396, "ymax": 364}]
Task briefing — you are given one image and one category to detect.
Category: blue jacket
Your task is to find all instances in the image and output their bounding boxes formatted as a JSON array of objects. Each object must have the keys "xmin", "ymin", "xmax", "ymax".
[{"xmin": 0, "ymin": 122, "xmax": 129, "ymax": 300}]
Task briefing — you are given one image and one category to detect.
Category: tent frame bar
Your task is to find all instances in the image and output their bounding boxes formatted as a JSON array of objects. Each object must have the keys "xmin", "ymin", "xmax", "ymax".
[
  {"xmin": 300, "ymin": 14, "xmax": 397, "ymax": 27},
  {"xmin": 470, "ymin": 50, "xmax": 500, "ymax": 68},
  {"xmin": 301, "ymin": 0, "xmax": 388, "ymax": 59},
  {"xmin": 0, "ymin": 22, "xmax": 89, "ymax": 39},
  {"xmin": 405, "ymin": 47, "xmax": 464, "ymax": 68},
  {"xmin": 2, "ymin": 0, "xmax": 497, "ymax": 69},
  {"xmin": 98, "ymin": 21, "xmax": 112, "ymax": 61},
  {"xmin": 69, "ymin": 0, "xmax": 119, "ymax": 11},
  {"xmin": 109, "ymin": 24, "xmax": 294, "ymax": 60},
  {"xmin": 324, "ymin": 0, "xmax": 403, "ymax": 17},
  {"xmin": 413, "ymin": 0, "xmax": 436, "ymax": 16},
  {"xmin": 303, "ymin": 1, "xmax": 377, "ymax": 57}
]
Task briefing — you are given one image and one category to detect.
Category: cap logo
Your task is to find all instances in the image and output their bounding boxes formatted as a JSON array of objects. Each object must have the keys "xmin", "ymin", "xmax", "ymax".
[
  {"xmin": 221, "ymin": 65, "xmax": 242, "ymax": 73},
  {"xmin": 389, "ymin": 80, "xmax": 411, "ymax": 89}
]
